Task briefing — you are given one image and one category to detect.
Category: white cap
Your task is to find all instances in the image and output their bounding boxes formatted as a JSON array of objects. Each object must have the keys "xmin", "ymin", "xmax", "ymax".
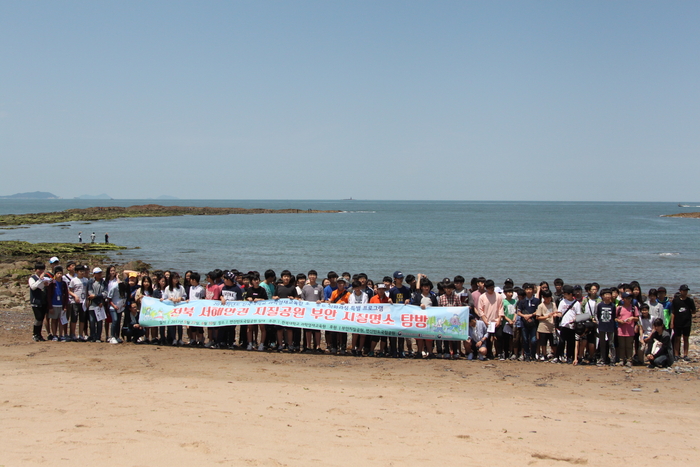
[
  {"xmin": 49, "ymin": 256, "xmax": 59, "ymax": 264},
  {"xmin": 92, "ymin": 267, "xmax": 103, "ymax": 274}
]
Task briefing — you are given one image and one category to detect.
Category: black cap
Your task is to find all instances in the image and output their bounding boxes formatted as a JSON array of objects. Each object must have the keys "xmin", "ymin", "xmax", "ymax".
[{"xmin": 679, "ymin": 284, "xmax": 690, "ymax": 291}]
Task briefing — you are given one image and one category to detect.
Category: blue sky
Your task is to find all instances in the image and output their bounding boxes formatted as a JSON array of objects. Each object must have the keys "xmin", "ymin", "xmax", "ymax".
[{"xmin": 1, "ymin": 1, "xmax": 698, "ymax": 201}]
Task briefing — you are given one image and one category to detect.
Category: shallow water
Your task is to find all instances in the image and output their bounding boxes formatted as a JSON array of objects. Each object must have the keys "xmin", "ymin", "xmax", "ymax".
[{"xmin": 1, "ymin": 199, "xmax": 698, "ymax": 290}]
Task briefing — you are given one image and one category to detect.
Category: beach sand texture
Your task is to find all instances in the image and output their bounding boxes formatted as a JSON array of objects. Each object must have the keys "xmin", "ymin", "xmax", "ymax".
[{"xmin": 1, "ymin": 330, "xmax": 699, "ymax": 467}]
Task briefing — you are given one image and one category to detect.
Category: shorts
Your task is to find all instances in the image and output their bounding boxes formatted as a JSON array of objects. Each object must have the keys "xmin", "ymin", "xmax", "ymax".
[
  {"xmin": 584, "ymin": 329, "xmax": 597, "ymax": 342},
  {"xmin": 673, "ymin": 322, "xmax": 691, "ymax": 338},
  {"xmin": 538, "ymin": 333, "xmax": 555, "ymax": 347},
  {"xmin": 70, "ymin": 303, "xmax": 84, "ymax": 323},
  {"xmin": 49, "ymin": 305, "xmax": 62, "ymax": 320}
]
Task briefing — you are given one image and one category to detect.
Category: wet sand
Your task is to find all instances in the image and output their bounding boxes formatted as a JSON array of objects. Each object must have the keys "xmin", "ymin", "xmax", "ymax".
[{"xmin": 1, "ymin": 329, "xmax": 699, "ymax": 467}]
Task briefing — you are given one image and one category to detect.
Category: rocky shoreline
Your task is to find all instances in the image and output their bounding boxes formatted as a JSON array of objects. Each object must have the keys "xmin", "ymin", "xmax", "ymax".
[{"xmin": 0, "ymin": 204, "xmax": 341, "ymax": 227}]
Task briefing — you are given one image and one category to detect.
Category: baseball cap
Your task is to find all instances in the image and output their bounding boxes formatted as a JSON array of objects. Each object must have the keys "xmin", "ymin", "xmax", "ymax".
[
  {"xmin": 224, "ymin": 271, "xmax": 236, "ymax": 281},
  {"xmin": 49, "ymin": 256, "xmax": 59, "ymax": 264},
  {"xmin": 377, "ymin": 283, "xmax": 387, "ymax": 289},
  {"xmin": 92, "ymin": 267, "xmax": 103, "ymax": 274},
  {"xmin": 621, "ymin": 292, "xmax": 632, "ymax": 298},
  {"xmin": 393, "ymin": 271, "xmax": 404, "ymax": 279},
  {"xmin": 679, "ymin": 284, "xmax": 690, "ymax": 291}
]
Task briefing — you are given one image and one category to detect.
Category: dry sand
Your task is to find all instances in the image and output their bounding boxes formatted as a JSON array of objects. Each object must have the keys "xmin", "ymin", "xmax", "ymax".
[{"xmin": 1, "ymin": 327, "xmax": 699, "ymax": 467}]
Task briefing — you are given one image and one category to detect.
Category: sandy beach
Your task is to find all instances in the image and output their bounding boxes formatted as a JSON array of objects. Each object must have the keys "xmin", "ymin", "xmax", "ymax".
[{"xmin": 1, "ymin": 321, "xmax": 699, "ymax": 467}]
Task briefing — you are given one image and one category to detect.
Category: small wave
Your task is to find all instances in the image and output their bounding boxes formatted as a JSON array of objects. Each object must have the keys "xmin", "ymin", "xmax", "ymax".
[
  {"xmin": 659, "ymin": 252, "xmax": 680, "ymax": 257},
  {"xmin": 340, "ymin": 210, "xmax": 376, "ymax": 214}
]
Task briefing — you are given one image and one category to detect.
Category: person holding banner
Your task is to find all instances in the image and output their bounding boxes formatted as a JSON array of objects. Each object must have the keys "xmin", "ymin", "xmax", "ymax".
[
  {"xmin": 328, "ymin": 276, "xmax": 350, "ymax": 354},
  {"xmin": 245, "ymin": 272, "xmax": 268, "ymax": 351},
  {"xmin": 348, "ymin": 280, "xmax": 369, "ymax": 356},
  {"xmin": 300, "ymin": 270, "xmax": 324, "ymax": 353},
  {"xmin": 411, "ymin": 277, "xmax": 438, "ymax": 358}
]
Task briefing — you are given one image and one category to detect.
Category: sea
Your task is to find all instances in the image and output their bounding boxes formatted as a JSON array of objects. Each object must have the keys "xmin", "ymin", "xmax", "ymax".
[{"xmin": 1, "ymin": 199, "xmax": 698, "ymax": 291}]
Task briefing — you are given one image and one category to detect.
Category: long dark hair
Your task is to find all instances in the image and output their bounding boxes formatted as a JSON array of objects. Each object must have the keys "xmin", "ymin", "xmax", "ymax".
[
  {"xmin": 168, "ymin": 272, "xmax": 181, "ymax": 292},
  {"xmin": 140, "ymin": 276, "xmax": 153, "ymax": 295}
]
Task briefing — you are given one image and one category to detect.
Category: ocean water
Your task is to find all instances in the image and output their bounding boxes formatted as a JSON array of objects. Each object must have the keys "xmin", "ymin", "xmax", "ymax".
[{"xmin": 1, "ymin": 199, "xmax": 698, "ymax": 291}]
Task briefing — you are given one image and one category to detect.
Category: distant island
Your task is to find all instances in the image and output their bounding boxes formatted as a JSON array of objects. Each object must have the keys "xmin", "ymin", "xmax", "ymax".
[
  {"xmin": 0, "ymin": 204, "xmax": 341, "ymax": 226},
  {"xmin": 74, "ymin": 193, "xmax": 112, "ymax": 200},
  {"xmin": 662, "ymin": 212, "xmax": 700, "ymax": 219},
  {"xmin": 0, "ymin": 191, "xmax": 59, "ymax": 199}
]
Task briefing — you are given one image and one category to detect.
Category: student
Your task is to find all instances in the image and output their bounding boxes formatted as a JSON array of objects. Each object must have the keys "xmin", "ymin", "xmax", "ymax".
[
  {"xmin": 516, "ymin": 283, "xmax": 540, "ymax": 362},
  {"xmin": 578, "ymin": 282, "xmax": 602, "ymax": 363},
  {"xmin": 453, "ymin": 275, "xmax": 474, "ymax": 309},
  {"xmin": 273, "ymin": 270, "xmax": 298, "ymax": 351},
  {"xmin": 478, "ymin": 279, "xmax": 504, "ymax": 359},
  {"xmin": 471, "ymin": 277, "xmax": 486, "ymax": 308},
  {"xmin": 187, "ymin": 272, "xmax": 206, "ymax": 346},
  {"xmin": 644, "ymin": 318, "xmax": 673, "ymax": 368},
  {"xmin": 670, "ymin": 284, "xmax": 696, "ymax": 361},
  {"xmin": 389, "ymin": 271, "xmax": 412, "ymax": 358},
  {"xmin": 204, "ymin": 271, "xmax": 223, "ymax": 348},
  {"xmin": 161, "ymin": 272, "xmax": 187, "ymax": 346},
  {"xmin": 646, "ymin": 289, "xmax": 664, "ymax": 323},
  {"xmin": 46, "ymin": 266, "xmax": 69, "ymax": 341},
  {"xmin": 106, "ymin": 279, "xmax": 128, "ymax": 344},
  {"xmin": 219, "ymin": 271, "xmax": 244, "ymax": 349},
  {"xmin": 300, "ymin": 270, "xmax": 324, "ymax": 353},
  {"xmin": 535, "ymin": 290, "xmax": 557, "ymax": 361},
  {"xmin": 152, "ymin": 275, "xmax": 167, "ymax": 344},
  {"xmin": 355, "ymin": 273, "xmax": 373, "ymax": 300},
  {"xmin": 615, "ymin": 293, "xmax": 639, "ymax": 367},
  {"xmin": 596, "ymin": 288, "xmax": 616, "ymax": 366},
  {"xmin": 553, "ymin": 278, "xmax": 565, "ymax": 305},
  {"xmin": 368, "ymin": 283, "xmax": 391, "ymax": 356},
  {"xmin": 556, "ymin": 285, "xmax": 580, "ymax": 364},
  {"xmin": 245, "ymin": 272, "xmax": 268, "ymax": 351},
  {"xmin": 410, "ymin": 278, "xmax": 437, "ymax": 359},
  {"xmin": 637, "ymin": 304, "xmax": 653, "ymax": 362},
  {"xmin": 656, "ymin": 286, "xmax": 672, "ymax": 330},
  {"xmin": 103, "ymin": 265, "xmax": 119, "ymax": 341},
  {"xmin": 437, "ymin": 281, "xmax": 462, "ymax": 359},
  {"xmin": 86, "ymin": 267, "xmax": 107, "ymax": 343},
  {"xmin": 465, "ymin": 315, "xmax": 489, "ymax": 361},
  {"xmin": 323, "ymin": 271, "xmax": 339, "ymax": 301},
  {"xmin": 124, "ymin": 302, "xmax": 146, "ymax": 343},
  {"xmin": 500, "ymin": 287, "xmax": 517, "ymax": 360},
  {"xmin": 328, "ymin": 276, "xmax": 350, "ymax": 354},
  {"xmin": 134, "ymin": 276, "xmax": 155, "ymax": 344},
  {"xmin": 68, "ymin": 265, "xmax": 88, "ymax": 341},
  {"xmin": 348, "ymin": 280, "xmax": 369, "ymax": 356}
]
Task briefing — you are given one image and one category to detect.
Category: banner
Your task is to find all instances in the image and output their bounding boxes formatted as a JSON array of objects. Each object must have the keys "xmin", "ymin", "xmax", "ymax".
[{"xmin": 139, "ymin": 297, "xmax": 471, "ymax": 340}]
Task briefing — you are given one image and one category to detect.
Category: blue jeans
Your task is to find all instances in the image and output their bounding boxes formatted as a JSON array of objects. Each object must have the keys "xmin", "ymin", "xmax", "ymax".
[
  {"xmin": 521, "ymin": 325, "xmax": 538, "ymax": 358},
  {"xmin": 109, "ymin": 309, "xmax": 122, "ymax": 339}
]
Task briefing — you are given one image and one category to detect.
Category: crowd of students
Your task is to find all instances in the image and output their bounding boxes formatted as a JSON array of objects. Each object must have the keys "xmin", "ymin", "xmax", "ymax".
[{"xmin": 27, "ymin": 257, "xmax": 696, "ymax": 368}]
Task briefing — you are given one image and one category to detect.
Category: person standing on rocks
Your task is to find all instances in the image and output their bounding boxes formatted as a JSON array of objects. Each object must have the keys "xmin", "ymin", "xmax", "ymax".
[
  {"xmin": 90, "ymin": 232, "xmax": 96, "ymax": 243},
  {"xmin": 78, "ymin": 232, "xmax": 82, "ymax": 243},
  {"xmin": 28, "ymin": 263, "xmax": 49, "ymax": 341},
  {"xmin": 105, "ymin": 233, "xmax": 109, "ymax": 244}
]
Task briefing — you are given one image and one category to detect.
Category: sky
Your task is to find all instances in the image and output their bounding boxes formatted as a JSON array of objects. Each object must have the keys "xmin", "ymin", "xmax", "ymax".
[{"xmin": 1, "ymin": 1, "xmax": 699, "ymax": 201}]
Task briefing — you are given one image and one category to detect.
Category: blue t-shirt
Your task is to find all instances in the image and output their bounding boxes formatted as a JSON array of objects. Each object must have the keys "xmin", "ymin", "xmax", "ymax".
[
  {"xmin": 52, "ymin": 281, "xmax": 64, "ymax": 306},
  {"xmin": 324, "ymin": 284, "xmax": 338, "ymax": 301}
]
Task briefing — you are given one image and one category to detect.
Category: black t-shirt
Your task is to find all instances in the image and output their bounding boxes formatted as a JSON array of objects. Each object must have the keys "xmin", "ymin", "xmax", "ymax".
[
  {"xmin": 596, "ymin": 302, "xmax": 616, "ymax": 333},
  {"xmin": 245, "ymin": 286, "xmax": 268, "ymax": 301},
  {"xmin": 671, "ymin": 296, "xmax": 696, "ymax": 326},
  {"xmin": 221, "ymin": 284, "xmax": 244, "ymax": 301},
  {"xmin": 276, "ymin": 284, "xmax": 298, "ymax": 300}
]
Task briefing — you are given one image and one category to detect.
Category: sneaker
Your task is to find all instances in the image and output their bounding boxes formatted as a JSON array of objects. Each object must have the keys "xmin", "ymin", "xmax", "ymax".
[
  {"xmin": 550, "ymin": 357, "xmax": 560, "ymax": 363},
  {"xmin": 177, "ymin": 340, "xmax": 184, "ymax": 346},
  {"xmin": 108, "ymin": 337, "xmax": 119, "ymax": 344},
  {"xmin": 499, "ymin": 353, "xmax": 506, "ymax": 361},
  {"xmin": 52, "ymin": 336, "xmax": 59, "ymax": 341},
  {"xmin": 246, "ymin": 342, "xmax": 254, "ymax": 351},
  {"xmin": 478, "ymin": 355, "xmax": 486, "ymax": 361},
  {"xmin": 258, "ymin": 343, "xmax": 265, "ymax": 351},
  {"xmin": 684, "ymin": 356, "xmax": 691, "ymax": 362},
  {"xmin": 47, "ymin": 334, "xmax": 54, "ymax": 341},
  {"xmin": 33, "ymin": 335, "xmax": 41, "ymax": 342},
  {"xmin": 94, "ymin": 339, "xmax": 102, "ymax": 343},
  {"xmin": 467, "ymin": 353, "xmax": 474, "ymax": 360},
  {"xmin": 509, "ymin": 354, "xmax": 517, "ymax": 361},
  {"xmin": 518, "ymin": 355, "xmax": 525, "ymax": 361},
  {"xmin": 539, "ymin": 355, "xmax": 546, "ymax": 362},
  {"xmin": 204, "ymin": 341, "xmax": 214, "ymax": 348},
  {"xmin": 172, "ymin": 339, "xmax": 178, "ymax": 346}
]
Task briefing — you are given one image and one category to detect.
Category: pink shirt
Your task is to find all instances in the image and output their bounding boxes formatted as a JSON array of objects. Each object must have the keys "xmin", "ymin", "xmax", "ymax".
[
  {"xmin": 477, "ymin": 291, "xmax": 504, "ymax": 323},
  {"xmin": 616, "ymin": 304, "xmax": 639, "ymax": 337}
]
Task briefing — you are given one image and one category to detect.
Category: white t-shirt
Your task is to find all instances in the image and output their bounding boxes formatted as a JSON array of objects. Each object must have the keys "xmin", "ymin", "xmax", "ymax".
[
  {"xmin": 189, "ymin": 284, "xmax": 205, "ymax": 301},
  {"xmin": 69, "ymin": 276, "xmax": 86, "ymax": 305},
  {"xmin": 558, "ymin": 298, "xmax": 581, "ymax": 329},
  {"xmin": 348, "ymin": 291, "xmax": 368, "ymax": 305}
]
